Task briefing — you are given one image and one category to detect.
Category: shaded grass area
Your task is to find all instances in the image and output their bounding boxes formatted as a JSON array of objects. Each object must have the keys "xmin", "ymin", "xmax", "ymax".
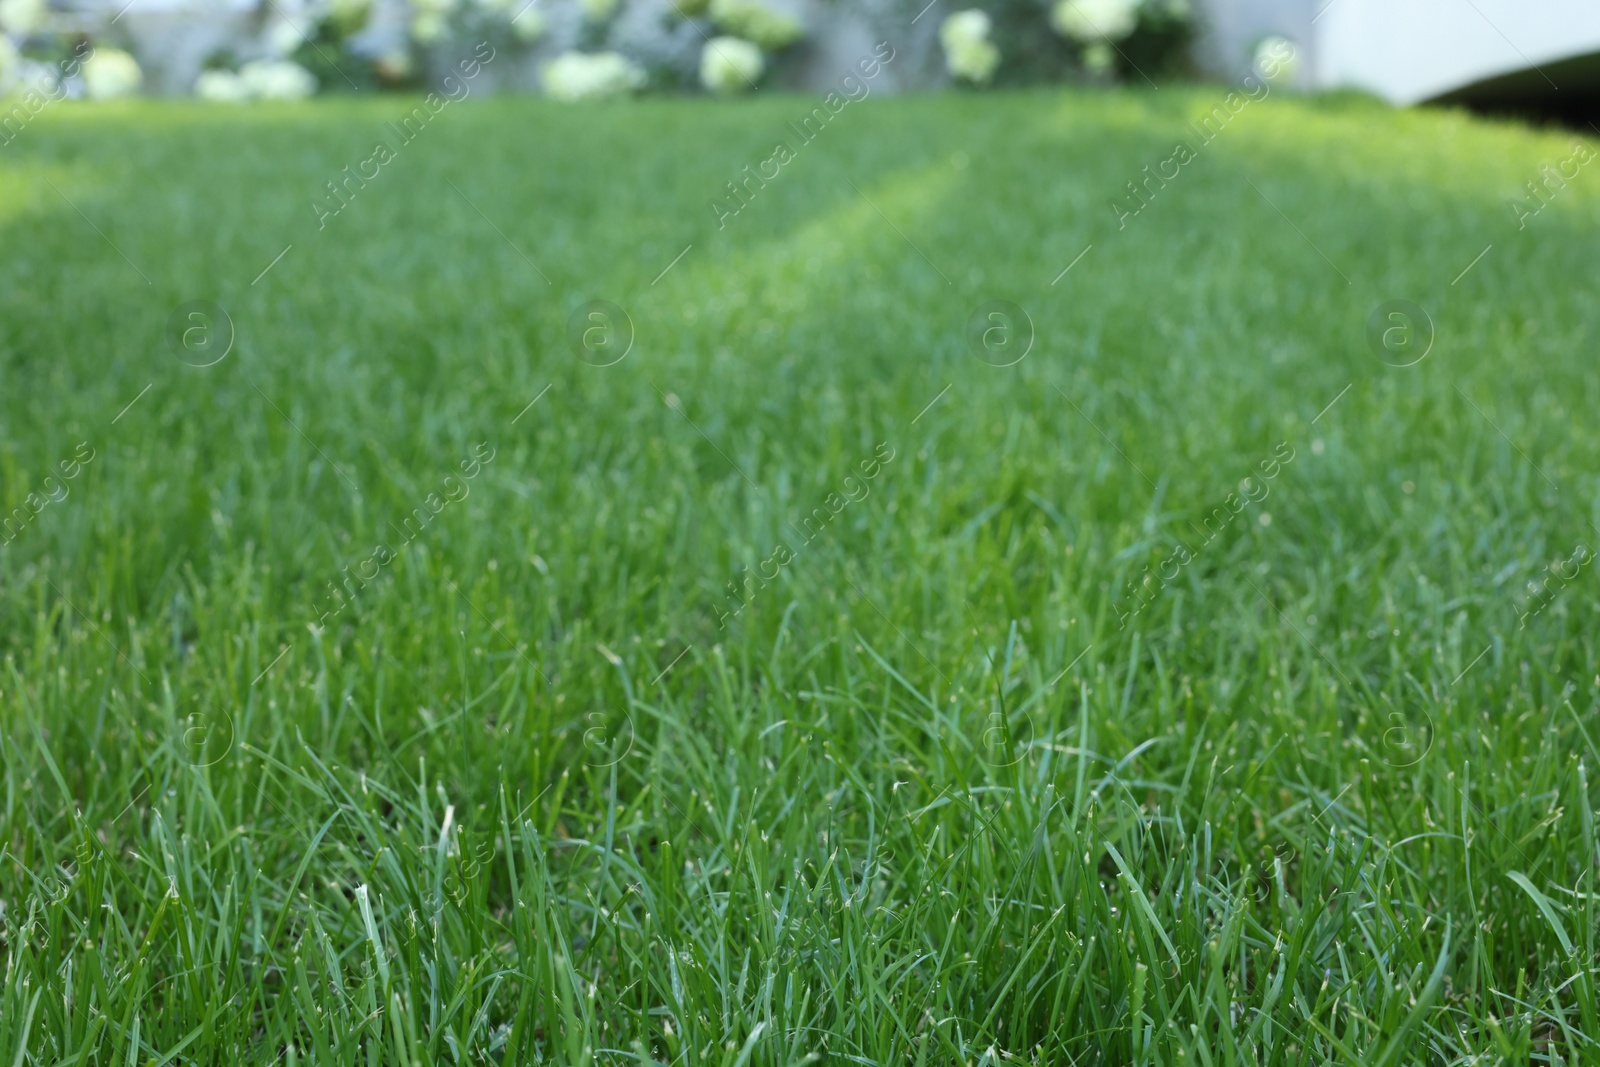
[{"xmin": 1, "ymin": 87, "xmax": 1599, "ymax": 1064}]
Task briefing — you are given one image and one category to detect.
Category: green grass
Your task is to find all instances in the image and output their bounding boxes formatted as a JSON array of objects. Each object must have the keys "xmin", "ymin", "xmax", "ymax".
[{"xmin": 1, "ymin": 86, "xmax": 1599, "ymax": 1065}]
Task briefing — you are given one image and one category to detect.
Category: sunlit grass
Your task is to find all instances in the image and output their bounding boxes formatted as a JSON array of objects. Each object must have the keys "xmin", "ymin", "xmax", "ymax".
[{"xmin": 1, "ymin": 89, "xmax": 1598, "ymax": 1065}]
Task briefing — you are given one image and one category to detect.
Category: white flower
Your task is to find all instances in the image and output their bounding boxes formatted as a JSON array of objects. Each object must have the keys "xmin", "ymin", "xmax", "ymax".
[
  {"xmin": 1253, "ymin": 35, "xmax": 1299, "ymax": 85},
  {"xmin": 511, "ymin": 6, "xmax": 546, "ymax": 40},
  {"xmin": 1051, "ymin": 0, "xmax": 1139, "ymax": 42},
  {"xmin": 580, "ymin": 0, "xmax": 617, "ymax": 19},
  {"xmin": 265, "ymin": 19, "xmax": 306, "ymax": 57},
  {"xmin": 240, "ymin": 59, "xmax": 316, "ymax": 100},
  {"xmin": 411, "ymin": 11, "xmax": 447, "ymax": 41},
  {"xmin": 708, "ymin": 0, "xmax": 801, "ymax": 50},
  {"xmin": 81, "ymin": 49, "xmax": 141, "ymax": 99},
  {"xmin": 194, "ymin": 69, "xmax": 252, "ymax": 102},
  {"xmin": 0, "ymin": 0, "xmax": 45, "ymax": 36},
  {"xmin": 939, "ymin": 9, "xmax": 988, "ymax": 49},
  {"xmin": 944, "ymin": 38, "xmax": 997, "ymax": 84},
  {"xmin": 541, "ymin": 51, "xmax": 645, "ymax": 101},
  {"xmin": 700, "ymin": 36, "xmax": 762, "ymax": 93},
  {"xmin": 940, "ymin": 10, "xmax": 997, "ymax": 84}
]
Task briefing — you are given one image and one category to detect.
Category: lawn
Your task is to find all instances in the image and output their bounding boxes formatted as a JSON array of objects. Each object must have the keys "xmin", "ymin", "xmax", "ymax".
[{"xmin": 1, "ymin": 87, "xmax": 1598, "ymax": 1065}]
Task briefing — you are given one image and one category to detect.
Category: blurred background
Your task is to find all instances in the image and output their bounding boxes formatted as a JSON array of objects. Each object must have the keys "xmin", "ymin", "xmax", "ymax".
[{"xmin": 1, "ymin": 0, "xmax": 1597, "ymax": 118}]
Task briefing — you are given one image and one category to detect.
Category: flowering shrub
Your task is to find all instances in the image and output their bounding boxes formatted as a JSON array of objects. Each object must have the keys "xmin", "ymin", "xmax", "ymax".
[
  {"xmin": 0, "ymin": 0, "xmax": 1191, "ymax": 101},
  {"xmin": 1252, "ymin": 34, "xmax": 1297, "ymax": 85},
  {"xmin": 410, "ymin": 0, "xmax": 454, "ymax": 45},
  {"xmin": 1052, "ymin": 0, "xmax": 1193, "ymax": 80},
  {"xmin": 939, "ymin": 0, "xmax": 1189, "ymax": 86},
  {"xmin": 511, "ymin": 6, "xmax": 547, "ymax": 41},
  {"xmin": 194, "ymin": 70, "xmax": 252, "ymax": 103},
  {"xmin": 707, "ymin": 0, "xmax": 801, "ymax": 51},
  {"xmin": 241, "ymin": 59, "xmax": 319, "ymax": 100},
  {"xmin": 1051, "ymin": 0, "xmax": 1139, "ymax": 44},
  {"xmin": 542, "ymin": 50, "xmax": 646, "ymax": 100},
  {"xmin": 0, "ymin": 0, "xmax": 44, "ymax": 39},
  {"xmin": 81, "ymin": 47, "xmax": 139, "ymax": 98},
  {"xmin": 939, "ymin": 10, "xmax": 999, "ymax": 85},
  {"xmin": 700, "ymin": 36, "xmax": 763, "ymax": 93}
]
